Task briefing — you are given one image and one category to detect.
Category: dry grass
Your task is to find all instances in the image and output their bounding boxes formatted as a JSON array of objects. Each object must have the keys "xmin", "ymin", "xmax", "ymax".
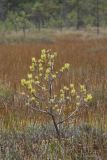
[
  {"xmin": 0, "ymin": 34, "xmax": 107, "ymax": 130},
  {"xmin": 0, "ymin": 33, "xmax": 107, "ymax": 159}
]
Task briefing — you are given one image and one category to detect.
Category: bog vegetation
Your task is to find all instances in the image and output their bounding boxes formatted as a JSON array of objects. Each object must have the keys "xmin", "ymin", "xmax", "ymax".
[
  {"xmin": 0, "ymin": 33, "xmax": 107, "ymax": 159},
  {"xmin": 0, "ymin": 1, "xmax": 107, "ymax": 159}
]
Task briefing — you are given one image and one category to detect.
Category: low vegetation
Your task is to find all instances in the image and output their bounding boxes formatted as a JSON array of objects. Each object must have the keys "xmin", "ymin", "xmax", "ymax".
[{"xmin": 0, "ymin": 123, "xmax": 107, "ymax": 160}]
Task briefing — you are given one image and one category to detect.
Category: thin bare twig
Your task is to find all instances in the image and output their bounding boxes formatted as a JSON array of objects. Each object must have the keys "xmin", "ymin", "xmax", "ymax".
[
  {"xmin": 30, "ymin": 105, "xmax": 55, "ymax": 117},
  {"xmin": 57, "ymin": 105, "xmax": 87, "ymax": 125}
]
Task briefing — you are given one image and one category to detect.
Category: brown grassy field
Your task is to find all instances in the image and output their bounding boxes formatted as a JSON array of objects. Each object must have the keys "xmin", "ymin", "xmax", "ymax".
[
  {"xmin": 0, "ymin": 33, "xmax": 107, "ymax": 159},
  {"xmin": 0, "ymin": 34, "xmax": 107, "ymax": 130}
]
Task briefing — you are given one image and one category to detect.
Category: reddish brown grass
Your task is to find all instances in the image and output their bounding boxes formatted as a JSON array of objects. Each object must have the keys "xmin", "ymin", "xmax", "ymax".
[{"xmin": 0, "ymin": 36, "xmax": 107, "ymax": 129}]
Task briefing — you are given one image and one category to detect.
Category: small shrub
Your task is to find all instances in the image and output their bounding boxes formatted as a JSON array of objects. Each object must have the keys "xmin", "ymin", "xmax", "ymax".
[{"xmin": 21, "ymin": 49, "xmax": 92, "ymax": 140}]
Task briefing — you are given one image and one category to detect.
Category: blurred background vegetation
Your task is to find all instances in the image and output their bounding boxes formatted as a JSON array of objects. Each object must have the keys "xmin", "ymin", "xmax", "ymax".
[{"xmin": 0, "ymin": 0, "xmax": 107, "ymax": 34}]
